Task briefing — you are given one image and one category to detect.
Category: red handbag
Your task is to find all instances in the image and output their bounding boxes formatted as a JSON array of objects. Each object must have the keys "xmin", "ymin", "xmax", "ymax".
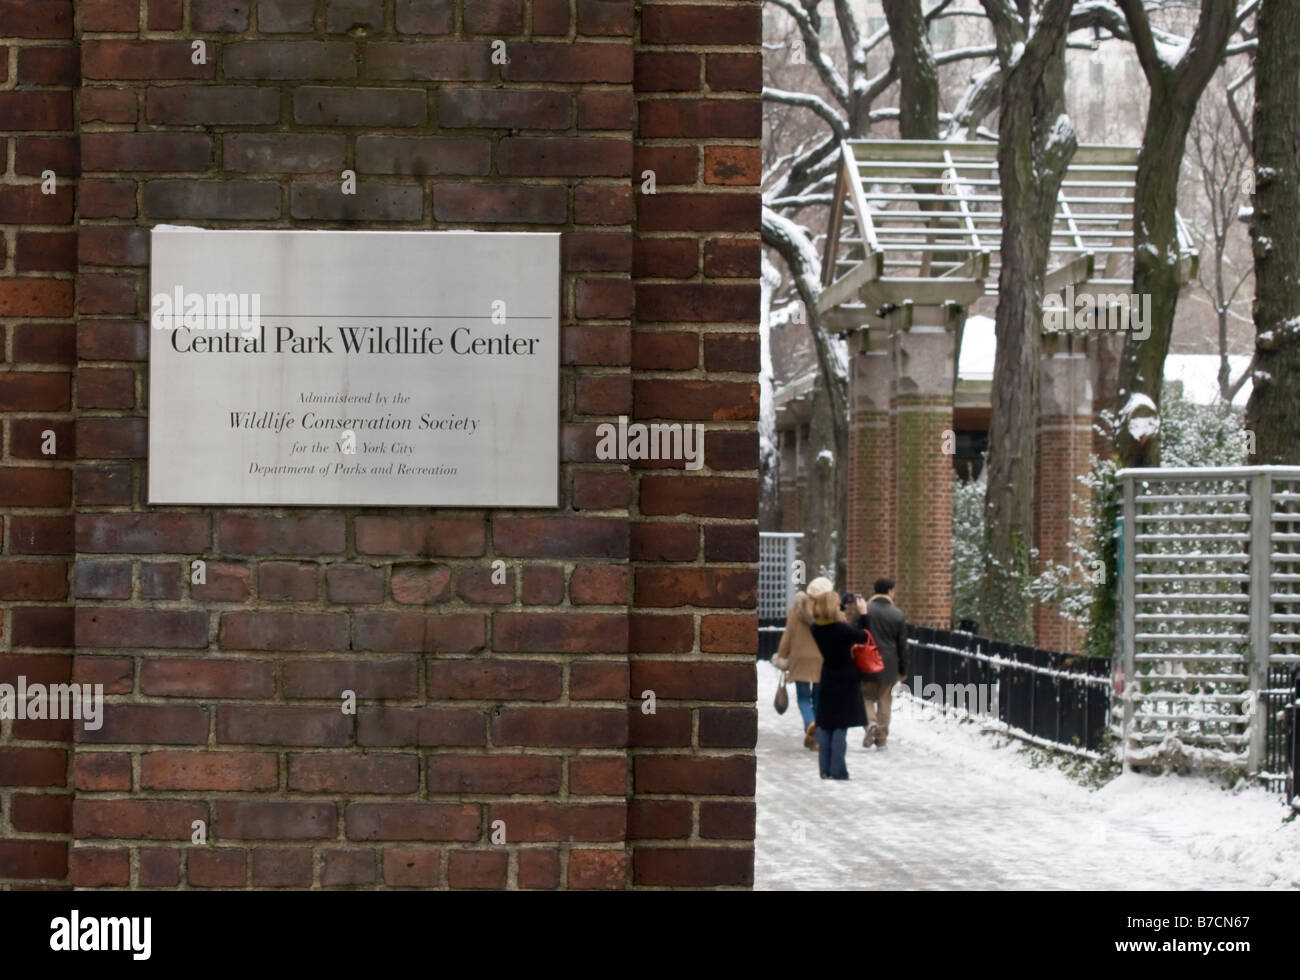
[{"xmin": 852, "ymin": 631, "xmax": 885, "ymax": 675}]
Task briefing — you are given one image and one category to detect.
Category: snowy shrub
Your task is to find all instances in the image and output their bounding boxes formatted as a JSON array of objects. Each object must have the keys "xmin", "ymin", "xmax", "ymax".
[
  {"xmin": 1154, "ymin": 379, "xmax": 1249, "ymax": 468},
  {"xmin": 1030, "ymin": 382, "xmax": 1248, "ymax": 659},
  {"xmin": 1028, "ymin": 440, "xmax": 1120, "ymax": 660},
  {"xmin": 952, "ymin": 468, "xmax": 1037, "ymax": 639},
  {"xmin": 951, "ymin": 471, "xmax": 988, "ymax": 628}
]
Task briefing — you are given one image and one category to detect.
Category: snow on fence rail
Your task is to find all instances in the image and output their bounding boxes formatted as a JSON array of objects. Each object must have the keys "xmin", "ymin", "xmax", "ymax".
[
  {"xmin": 906, "ymin": 626, "xmax": 1112, "ymax": 760},
  {"xmin": 1118, "ymin": 466, "xmax": 1300, "ymax": 785}
]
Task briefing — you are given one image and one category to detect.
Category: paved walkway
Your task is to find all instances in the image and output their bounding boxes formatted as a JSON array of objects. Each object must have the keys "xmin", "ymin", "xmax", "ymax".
[{"xmin": 754, "ymin": 662, "xmax": 1300, "ymax": 890}]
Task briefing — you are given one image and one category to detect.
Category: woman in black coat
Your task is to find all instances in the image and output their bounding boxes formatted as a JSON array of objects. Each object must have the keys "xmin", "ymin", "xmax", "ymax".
[{"xmin": 808, "ymin": 588, "xmax": 869, "ymax": 779}]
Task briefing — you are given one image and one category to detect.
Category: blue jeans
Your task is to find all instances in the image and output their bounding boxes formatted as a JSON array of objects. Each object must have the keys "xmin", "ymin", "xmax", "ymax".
[
  {"xmin": 817, "ymin": 728, "xmax": 848, "ymax": 779},
  {"xmin": 794, "ymin": 681, "xmax": 819, "ymax": 729}
]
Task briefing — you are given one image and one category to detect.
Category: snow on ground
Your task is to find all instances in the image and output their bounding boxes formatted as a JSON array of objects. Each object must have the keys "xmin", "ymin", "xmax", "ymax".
[{"xmin": 754, "ymin": 661, "xmax": 1300, "ymax": 890}]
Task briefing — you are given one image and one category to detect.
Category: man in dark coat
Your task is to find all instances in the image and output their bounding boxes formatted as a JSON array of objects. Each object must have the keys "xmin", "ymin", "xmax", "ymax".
[{"xmin": 862, "ymin": 577, "xmax": 908, "ymax": 748}]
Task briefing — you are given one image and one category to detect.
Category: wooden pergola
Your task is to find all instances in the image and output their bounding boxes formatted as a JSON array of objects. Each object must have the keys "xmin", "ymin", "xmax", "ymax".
[{"xmin": 818, "ymin": 138, "xmax": 1198, "ymax": 329}]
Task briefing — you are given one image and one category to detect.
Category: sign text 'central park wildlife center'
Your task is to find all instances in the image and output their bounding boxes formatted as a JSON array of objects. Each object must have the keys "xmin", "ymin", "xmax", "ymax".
[{"xmin": 148, "ymin": 228, "xmax": 560, "ymax": 507}]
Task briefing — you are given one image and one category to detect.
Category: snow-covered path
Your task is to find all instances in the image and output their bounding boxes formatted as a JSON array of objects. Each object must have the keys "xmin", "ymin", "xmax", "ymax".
[{"xmin": 754, "ymin": 662, "xmax": 1300, "ymax": 890}]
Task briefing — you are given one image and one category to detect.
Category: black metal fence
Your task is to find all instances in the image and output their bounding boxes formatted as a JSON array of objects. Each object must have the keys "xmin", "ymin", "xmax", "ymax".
[
  {"xmin": 1261, "ymin": 665, "xmax": 1297, "ymax": 798},
  {"xmin": 906, "ymin": 626, "xmax": 1113, "ymax": 756},
  {"xmin": 759, "ymin": 617, "xmax": 1296, "ymax": 792},
  {"xmin": 758, "ymin": 619, "xmax": 783, "ymax": 661},
  {"xmin": 1284, "ymin": 669, "xmax": 1300, "ymax": 808}
]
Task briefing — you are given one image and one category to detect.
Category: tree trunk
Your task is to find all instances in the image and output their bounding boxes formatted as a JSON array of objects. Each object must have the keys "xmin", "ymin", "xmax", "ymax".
[
  {"xmin": 800, "ymin": 382, "xmax": 849, "ymax": 587},
  {"xmin": 1114, "ymin": 0, "xmax": 1236, "ymax": 468},
  {"xmin": 882, "ymin": 0, "xmax": 939, "ymax": 140},
  {"xmin": 762, "ymin": 207, "xmax": 851, "ymax": 585},
  {"xmin": 1115, "ymin": 104, "xmax": 1192, "ymax": 467},
  {"xmin": 1246, "ymin": 0, "xmax": 1300, "ymax": 464},
  {"xmin": 981, "ymin": 3, "xmax": 1077, "ymax": 644}
]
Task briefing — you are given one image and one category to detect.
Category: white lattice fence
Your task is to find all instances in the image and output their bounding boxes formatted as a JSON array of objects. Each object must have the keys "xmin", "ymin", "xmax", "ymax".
[
  {"xmin": 758, "ymin": 532, "xmax": 801, "ymax": 622},
  {"xmin": 1119, "ymin": 467, "xmax": 1300, "ymax": 781}
]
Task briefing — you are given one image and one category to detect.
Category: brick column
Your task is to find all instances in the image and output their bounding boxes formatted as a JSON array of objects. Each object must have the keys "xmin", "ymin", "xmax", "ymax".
[
  {"xmin": 69, "ymin": 0, "xmax": 644, "ymax": 892},
  {"xmin": 888, "ymin": 303, "xmax": 959, "ymax": 628},
  {"xmin": 847, "ymin": 330, "xmax": 894, "ymax": 593},
  {"xmin": 630, "ymin": 0, "xmax": 759, "ymax": 889},
  {"xmin": 1, "ymin": 0, "xmax": 757, "ymax": 893},
  {"xmin": 0, "ymin": 0, "xmax": 76, "ymax": 890},
  {"xmin": 1034, "ymin": 333, "xmax": 1093, "ymax": 653}
]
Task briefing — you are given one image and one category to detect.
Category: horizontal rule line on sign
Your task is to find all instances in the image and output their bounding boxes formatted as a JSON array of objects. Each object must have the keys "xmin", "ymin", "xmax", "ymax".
[{"xmin": 251, "ymin": 314, "xmax": 553, "ymax": 320}]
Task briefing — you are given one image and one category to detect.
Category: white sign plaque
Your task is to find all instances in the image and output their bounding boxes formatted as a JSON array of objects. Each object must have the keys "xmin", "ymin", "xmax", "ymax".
[{"xmin": 148, "ymin": 228, "xmax": 560, "ymax": 507}]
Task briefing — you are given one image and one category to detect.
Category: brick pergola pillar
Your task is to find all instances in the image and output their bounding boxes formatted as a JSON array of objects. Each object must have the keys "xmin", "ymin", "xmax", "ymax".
[
  {"xmin": 887, "ymin": 302, "xmax": 962, "ymax": 627},
  {"xmin": 1034, "ymin": 332, "xmax": 1094, "ymax": 652},
  {"xmin": 846, "ymin": 329, "xmax": 894, "ymax": 593}
]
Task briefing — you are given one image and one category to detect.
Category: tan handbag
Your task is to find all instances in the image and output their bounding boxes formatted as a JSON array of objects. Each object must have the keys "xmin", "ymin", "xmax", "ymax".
[{"xmin": 774, "ymin": 671, "xmax": 790, "ymax": 714}]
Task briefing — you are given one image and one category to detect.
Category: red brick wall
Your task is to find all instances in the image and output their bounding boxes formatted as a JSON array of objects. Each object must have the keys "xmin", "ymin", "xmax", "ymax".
[
  {"xmin": 1033, "ymin": 414, "xmax": 1092, "ymax": 653},
  {"xmin": 0, "ymin": 0, "xmax": 758, "ymax": 890},
  {"xmin": 631, "ymin": 1, "xmax": 759, "ymax": 886},
  {"xmin": 0, "ymin": 0, "xmax": 77, "ymax": 890},
  {"xmin": 847, "ymin": 347, "xmax": 894, "ymax": 594},
  {"xmin": 892, "ymin": 398, "xmax": 952, "ymax": 627}
]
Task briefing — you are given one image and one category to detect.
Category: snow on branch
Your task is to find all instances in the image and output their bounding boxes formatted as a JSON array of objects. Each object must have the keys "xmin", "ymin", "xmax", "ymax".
[
  {"xmin": 761, "ymin": 205, "xmax": 850, "ymax": 418},
  {"xmin": 762, "ymin": 206, "xmax": 824, "ymax": 294},
  {"xmin": 935, "ymin": 44, "xmax": 998, "ymax": 66},
  {"xmin": 945, "ymin": 61, "xmax": 1001, "ymax": 141},
  {"xmin": 766, "ymin": 0, "xmax": 851, "ymax": 108},
  {"xmin": 762, "ymin": 87, "xmax": 849, "ymax": 140},
  {"xmin": 832, "ymin": 0, "xmax": 868, "ymax": 73},
  {"xmin": 766, "ymin": 193, "xmax": 836, "ymax": 209}
]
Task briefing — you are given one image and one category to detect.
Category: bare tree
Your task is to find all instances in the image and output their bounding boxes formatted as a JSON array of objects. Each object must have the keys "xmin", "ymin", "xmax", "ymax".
[
  {"xmin": 763, "ymin": 0, "xmax": 1139, "ymax": 598},
  {"xmin": 978, "ymin": 0, "xmax": 1078, "ymax": 643},
  {"xmin": 1112, "ymin": 0, "xmax": 1241, "ymax": 467},
  {"xmin": 1184, "ymin": 71, "xmax": 1255, "ymax": 403},
  {"xmin": 1245, "ymin": 0, "xmax": 1300, "ymax": 463},
  {"xmin": 761, "ymin": 0, "xmax": 982, "ymax": 584}
]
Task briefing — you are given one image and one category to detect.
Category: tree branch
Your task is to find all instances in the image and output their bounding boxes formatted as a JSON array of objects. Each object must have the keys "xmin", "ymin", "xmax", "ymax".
[
  {"xmin": 1176, "ymin": 1, "xmax": 1239, "ymax": 101},
  {"xmin": 1116, "ymin": 0, "xmax": 1160, "ymax": 80},
  {"xmin": 762, "ymin": 87, "xmax": 850, "ymax": 140},
  {"xmin": 761, "ymin": 206, "xmax": 849, "ymax": 432},
  {"xmin": 833, "ymin": 0, "xmax": 866, "ymax": 76},
  {"xmin": 945, "ymin": 61, "xmax": 1002, "ymax": 139},
  {"xmin": 767, "ymin": 0, "xmax": 851, "ymax": 108},
  {"xmin": 936, "ymin": 44, "xmax": 999, "ymax": 65},
  {"xmin": 1020, "ymin": 0, "xmax": 1078, "ymax": 79}
]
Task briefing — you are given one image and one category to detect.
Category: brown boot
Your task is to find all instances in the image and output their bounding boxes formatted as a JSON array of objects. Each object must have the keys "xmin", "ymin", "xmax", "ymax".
[{"xmin": 804, "ymin": 722, "xmax": 817, "ymax": 750}]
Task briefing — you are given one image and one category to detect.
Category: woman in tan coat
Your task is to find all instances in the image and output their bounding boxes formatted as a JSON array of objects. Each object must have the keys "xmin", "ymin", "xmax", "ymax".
[{"xmin": 773, "ymin": 577, "xmax": 828, "ymax": 749}]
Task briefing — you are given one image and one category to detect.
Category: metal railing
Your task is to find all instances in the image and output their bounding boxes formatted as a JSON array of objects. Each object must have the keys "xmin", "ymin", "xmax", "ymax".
[
  {"xmin": 907, "ymin": 626, "xmax": 1113, "ymax": 759},
  {"xmin": 1261, "ymin": 665, "xmax": 1298, "ymax": 797},
  {"xmin": 1286, "ymin": 670, "xmax": 1300, "ymax": 808}
]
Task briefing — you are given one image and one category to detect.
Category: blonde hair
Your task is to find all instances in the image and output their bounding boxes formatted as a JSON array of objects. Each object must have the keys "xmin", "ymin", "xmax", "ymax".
[{"xmin": 811, "ymin": 589, "xmax": 841, "ymax": 624}]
